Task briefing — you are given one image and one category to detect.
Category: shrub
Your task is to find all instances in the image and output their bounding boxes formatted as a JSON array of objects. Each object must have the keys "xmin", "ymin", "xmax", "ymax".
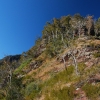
[
  {"xmin": 6, "ymin": 87, "xmax": 23, "ymax": 100},
  {"xmin": 0, "ymin": 91, "xmax": 5, "ymax": 100},
  {"xmin": 93, "ymin": 52, "xmax": 100, "ymax": 58},
  {"xmin": 25, "ymin": 82, "xmax": 41, "ymax": 99},
  {"xmin": 78, "ymin": 63, "xmax": 86, "ymax": 74},
  {"xmin": 45, "ymin": 39, "xmax": 64, "ymax": 58},
  {"xmin": 14, "ymin": 58, "xmax": 32, "ymax": 74},
  {"xmin": 82, "ymin": 84, "xmax": 100, "ymax": 99},
  {"xmin": 45, "ymin": 86, "xmax": 75, "ymax": 100}
]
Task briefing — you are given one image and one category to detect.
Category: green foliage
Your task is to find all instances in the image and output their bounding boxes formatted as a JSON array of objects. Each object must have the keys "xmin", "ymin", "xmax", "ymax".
[
  {"xmin": 60, "ymin": 15, "xmax": 71, "ymax": 29},
  {"xmin": 93, "ymin": 52, "xmax": 100, "ymax": 58},
  {"xmin": 0, "ymin": 91, "xmax": 5, "ymax": 100},
  {"xmin": 45, "ymin": 38, "xmax": 64, "ymax": 58},
  {"xmin": 45, "ymin": 86, "xmax": 75, "ymax": 100},
  {"xmin": 27, "ymin": 46, "xmax": 39, "ymax": 58},
  {"xmin": 78, "ymin": 63, "xmax": 86, "ymax": 75},
  {"xmin": 6, "ymin": 87, "xmax": 23, "ymax": 100},
  {"xmin": 73, "ymin": 13, "xmax": 84, "ymax": 21},
  {"xmin": 14, "ymin": 58, "xmax": 32, "ymax": 74},
  {"xmin": 45, "ymin": 42, "xmax": 57, "ymax": 58},
  {"xmin": 82, "ymin": 84, "xmax": 100, "ymax": 99},
  {"xmin": 6, "ymin": 74, "xmax": 23, "ymax": 100},
  {"xmin": 11, "ymin": 74, "xmax": 23, "ymax": 89},
  {"xmin": 25, "ymin": 82, "xmax": 41, "ymax": 99},
  {"xmin": 35, "ymin": 37, "xmax": 42, "ymax": 45}
]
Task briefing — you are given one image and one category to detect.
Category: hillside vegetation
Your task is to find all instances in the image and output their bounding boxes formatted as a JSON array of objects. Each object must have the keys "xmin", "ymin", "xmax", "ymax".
[{"xmin": 0, "ymin": 14, "xmax": 100, "ymax": 100}]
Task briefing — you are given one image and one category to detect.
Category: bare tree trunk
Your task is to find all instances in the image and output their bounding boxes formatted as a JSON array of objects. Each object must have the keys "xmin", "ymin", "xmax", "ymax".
[
  {"xmin": 70, "ymin": 50, "xmax": 79, "ymax": 75},
  {"xmin": 61, "ymin": 33, "xmax": 64, "ymax": 42},
  {"xmin": 62, "ymin": 56, "xmax": 67, "ymax": 70},
  {"xmin": 52, "ymin": 31, "xmax": 55, "ymax": 39},
  {"xmin": 73, "ymin": 31, "xmax": 75, "ymax": 39},
  {"xmin": 88, "ymin": 27, "xmax": 91, "ymax": 35},
  {"xmin": 56, "ymin": 30, "xmax": 58, "ymax": 38},
  {"xmin": 78, "ymin": 28, "xmax": 81, "ymax": 38},
  {"xmin": 61, "ymin": 32, "xmax": 67, "ymax": 48}
]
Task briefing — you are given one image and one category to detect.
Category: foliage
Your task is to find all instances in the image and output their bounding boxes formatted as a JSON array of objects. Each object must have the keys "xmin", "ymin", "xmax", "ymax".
[
  {"xmin": 6, "ymin": 74, "xmax": 23, "ymax": 100},
  {"xmin": 43, "ymin": 66, "xmax": 74, "ymax": 87},
  {"xmin": 45, "ymin": 38, "xmax": 65, "ymax": 58},
  {"xmin": 82, "ymin": 84, "xmax": 100, "ymax": 99},
  {"xmin": 45, "ymin": 86, "xmax": 75, "ymax": 100},
  {"xmin": 78, "ymin": 63, "xmax": 86, "ymax": 75},
  {"xmin": 93, "ymin": 52, "xmax": 100, "ymax": 58},
  {"xmin": 25, "ymin": 82, "xmax": 41, "ymax": 99},
  {"xmin": 14, "ymin": 58, "xmax": 32, "ymax": 74},
  {"xmin": 6, "ymin": 87, "xmax": 23, "ymax": 100}
]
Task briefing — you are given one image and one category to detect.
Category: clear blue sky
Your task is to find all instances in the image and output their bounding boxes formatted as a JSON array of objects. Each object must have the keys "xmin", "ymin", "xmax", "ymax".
[{"xmin": 0, "ymin": 0, "xmax": 100, "ymax": 59}]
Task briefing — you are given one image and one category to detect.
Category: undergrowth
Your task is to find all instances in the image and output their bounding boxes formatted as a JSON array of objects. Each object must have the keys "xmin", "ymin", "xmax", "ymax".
[
  {"xmin": 82, "ymin": 83, "xmax": 100, "ymax": 100},
  {"xmin": 14, "ymin": 58, "xmax": 32, "ymax": 74}
]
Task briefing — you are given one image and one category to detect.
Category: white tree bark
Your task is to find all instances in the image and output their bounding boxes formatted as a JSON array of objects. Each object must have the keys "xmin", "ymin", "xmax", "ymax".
[
  {"xmin": 56, "ymin": 30, "xmax": 58, "ymax": 38},
  {"xmin": 70, "ymin": 50, "xmax": 79, "ymax": 75}
]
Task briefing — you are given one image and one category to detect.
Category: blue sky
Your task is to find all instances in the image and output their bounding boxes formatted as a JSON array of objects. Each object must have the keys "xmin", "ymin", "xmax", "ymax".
[{"xmin": 0, "ymin": 0, "xmax": 100, "ymax": 59}]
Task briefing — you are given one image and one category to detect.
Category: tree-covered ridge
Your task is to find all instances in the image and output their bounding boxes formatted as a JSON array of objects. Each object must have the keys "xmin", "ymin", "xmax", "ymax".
[
  {"xmin": 42, "ymin": 14, "xmax": 100, "ymax": 41},
  {"xmin": 25, "ymin": 14, "xmax": 100, "ymax": 59}
]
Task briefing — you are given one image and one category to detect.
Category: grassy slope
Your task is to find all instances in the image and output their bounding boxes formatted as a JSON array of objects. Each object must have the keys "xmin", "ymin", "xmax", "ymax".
[{"xmin": 14, "ymin": 38, "xmax": 100, "ymax": 100}]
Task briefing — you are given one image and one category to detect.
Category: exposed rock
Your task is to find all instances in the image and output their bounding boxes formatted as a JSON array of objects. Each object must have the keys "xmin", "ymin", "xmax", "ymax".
[
  {"xmin": 29, "ymin": 59, "xmax": 43, "ymax": 70},
  {"xmin": 85, "ymin": 61, "xmax": 94, "ymax": 68},
  {"xmin": 74, "ymin": 88, "xmax": 88, "ymax": 100}
]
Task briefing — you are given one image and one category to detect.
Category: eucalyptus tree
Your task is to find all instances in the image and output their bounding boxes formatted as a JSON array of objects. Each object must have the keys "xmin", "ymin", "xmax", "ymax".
[
  {"xmin": 42, "ymin": 22, "xmax": 53, "ymax": 43},
  {"xmin": 53, "ymin": 18, "xmax": 61, "ymax": 38},
  {"xmin": 52, "ymin": 18, "xmax": 65, "ymax": 46},
  {"xmin": 94, "ymin": 17, "xmax": 100, "ymax": 36},
  {"xmin": 60, "ymin": 15, "xmax": 71, "ymax": 35},
  {"xmin": 86, "ymin": 15, "xmax": 94, "ymax": 35},
  {"xmin": 70, "ymin": 14, "xmax": 84, "ymax": 38},
  {"xmin": 59, "ymin": 15, "xmax": 71, "ymax": 48}
]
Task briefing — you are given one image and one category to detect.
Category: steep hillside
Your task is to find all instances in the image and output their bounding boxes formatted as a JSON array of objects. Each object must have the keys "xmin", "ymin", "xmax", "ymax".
[
  {"xmin": 0, "ymin": 14, "xmax": 100, "ymax": 100},
  {"xmin": 19, "ymin": 36, "xmax": 100, "ymax": 100}
]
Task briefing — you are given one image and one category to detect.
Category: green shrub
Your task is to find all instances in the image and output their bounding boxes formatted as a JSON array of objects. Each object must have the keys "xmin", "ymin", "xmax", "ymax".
[
  {"xmin": 6, "ymin": 87, "xmax": 23, "ymax": 100},
  {"xmin": 14, "ymin": 58, "xmax": 32, "ymax": 74},
  {"xmin": 45, "ymin": 39, "xmax": 64, "ymax": 58},
  {"xmin": 45, "ymin": 86, "xmax": 75, "ymax": 100},
  {"xmin": 0, "ymin": 91, "xmax": 5, "ymax": 100},
  {"xmin": 93, "ymin": 52, "xmax": 100, "ymax": 58},
  {"xmin": 25, "ymin": 82, "xmax": 41, "ymax": 99},
  {"xmin": 78, "ymin": 63, "xmax": 86, "ymax": 74},
  {"xmin": 82, "ymin": 84, "xmax": 100, "ymax": 99}
]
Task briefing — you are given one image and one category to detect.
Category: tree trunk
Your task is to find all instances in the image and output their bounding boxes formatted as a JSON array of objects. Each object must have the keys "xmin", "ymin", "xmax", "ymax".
[
  {"xmin": 70, "ymin": 50, "xmax": 79, "ymax": 75},
  {"xmin": 61, "ymin": 33, "xmax": 64, "ymax": 42},
  {"xmin": 62, "ymin": 56, "xmax": 67, "ymax": 70},
  {"xmin": 52, "ymin": 31, "xmax": 55, "ymax": 39},
  {"xmin": 78, "ymin": 28, "xmax": 81, "ymax": 38},
  {"xmin": 61, "ymin": 33, "xmax": 67, "ymax": 48},
  {"xmin": 56, "ymin": 30, "xmax": 58, "ymax": 38},
  {"xmin": 73, "ymin": 30, "xmax": 75, "ymax": 39},
  {"xmin": 88, "ymin": 27, "xmax": 91, "ymax": 35}
]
